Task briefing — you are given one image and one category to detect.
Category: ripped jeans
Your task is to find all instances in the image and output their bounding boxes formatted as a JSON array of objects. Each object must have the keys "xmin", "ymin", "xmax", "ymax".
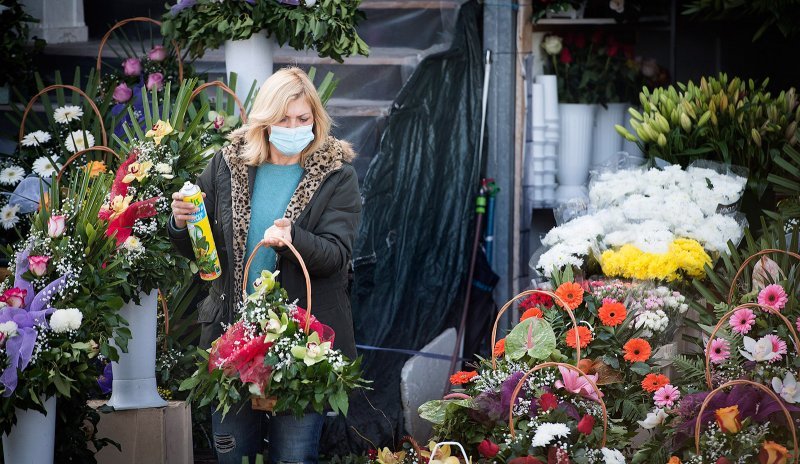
[{"xmin": 211, "ymin": 405, "xmax": 324, "ymax": 464}]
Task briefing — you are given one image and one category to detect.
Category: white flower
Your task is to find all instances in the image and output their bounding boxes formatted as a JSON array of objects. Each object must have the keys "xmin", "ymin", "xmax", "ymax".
[
  {"xmin": 21, "ymin": 130, "xmax": 51, "ymax": 147},
  {"xmin": 740, "ymin": 335, "xmax": 779, "ymax": 362},
  {"xmin": 541, "ymin": 35, "xmax": 563, "ymax": 56},
  {"xmin": 53, "ymin": 105, "xmax": 83, "ymax": 124},
  {"xmin": 0, "ymin": 204, "xmax": 20, "ymax": 229},
  {"xmin": 530, "ymin": 422, "xmax": 570, "ymax": 447},
  {"xmin": 601, "ymin": 448, "xmax": 626, "ymax": 464},
  {"xmin": 64, "ymin": 130, "xmax": 95, "ymax": 153},
  {"xmin": 0, "ymin": 166, "xmax": 25, "ymax": 186},
  {"xmin": 609, "ymin": 0, "xmax": 624, "ymax": 13},
  {"xmin": 0, "ymin": 321, "xmax": 18, "ymax": 337},
  {"xmin": 123, "ymin": 236, "xmax": 144, "ymax": 252},
  {"xmin": 637, "ymin": 408, "xmax": 668, "ymax": 429},
  {"xmin": 49, "ymin": 308, "xmax": 83, "ymax": 333},
  {"xmin": 772, "ymin": 372, "xmax": 800, "ymax": 404},
  {"xmin": 32, "ymin": 157, "xmax": 61, "ymax": 178},
  {"xmin": 303, "ymin": 0, "xmax": 317, "ymax": 6},
  {"xmin": 154, "ymin": 162, "xmax": 174, "ymax": 180}
]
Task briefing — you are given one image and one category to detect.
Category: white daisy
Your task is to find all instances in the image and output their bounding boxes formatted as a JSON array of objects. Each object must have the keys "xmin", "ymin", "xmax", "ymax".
[
  {"xmin": 0, "ymin": 166, "xmax": 26, "ymax": 186},
  {"xmin": 530, "ymin": 422, "xmax": 571, "ymax": 448},
  {"xmin": 21, "ymin": 130, "xmax": 52, "ymax": 147},
  {"xmin": 0, "ymin": 204, "xmax": 20, "ymax": 229},
  {"xmin": 64, "ymin": 130, "xmax": 95, "ymax": 153},
  {"xmin": 53, "ymin": 105, "xmax": 83, "ymax": 124},
  {"xmin": 32, "ymin": 157, "xmax": 61, "ymax": 178}
]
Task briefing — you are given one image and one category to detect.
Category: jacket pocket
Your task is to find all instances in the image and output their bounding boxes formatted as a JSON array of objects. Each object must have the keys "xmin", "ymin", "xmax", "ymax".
[{"xmin": 197, "ymin": 289, "xmax": 226, "ymax": 324}]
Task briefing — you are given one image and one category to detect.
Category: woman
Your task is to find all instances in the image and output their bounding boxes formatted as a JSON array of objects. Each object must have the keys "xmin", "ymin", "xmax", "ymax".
[{"xmin": 169, "ymin": 67, "xmax": 361, "ymax": 464}]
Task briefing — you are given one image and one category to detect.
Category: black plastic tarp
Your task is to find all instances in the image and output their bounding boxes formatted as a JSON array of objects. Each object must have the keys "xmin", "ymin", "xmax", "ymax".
[{"xmin": 320, "ymin": 1, "xmax": 484, "ymax": 454}]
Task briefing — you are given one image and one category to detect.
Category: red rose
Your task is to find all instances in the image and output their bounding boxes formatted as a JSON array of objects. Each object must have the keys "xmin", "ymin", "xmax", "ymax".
[
  {"xmin": 577, "ymin": 414, "xmax": 595, "ymax": 435},
  {"xmin": 478, "ymin": 439, "xmax": 499, "ymax": 458},
  {"xmin": 607, "ymin": 43, "xmax": 620, "ymax": 57},
  {"xmin": 539, "ymin": 392, "xmax": 558, "ymax": 412},
  {"xmin": 559, "ymin": 48, "xmax": 573, "ymax": 64}
]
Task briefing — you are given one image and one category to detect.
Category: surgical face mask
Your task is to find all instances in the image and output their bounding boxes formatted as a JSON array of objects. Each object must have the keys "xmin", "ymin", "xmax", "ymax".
[{"xmin": 268, "ymin": 124, "xmax": 315, "ymax": 157}]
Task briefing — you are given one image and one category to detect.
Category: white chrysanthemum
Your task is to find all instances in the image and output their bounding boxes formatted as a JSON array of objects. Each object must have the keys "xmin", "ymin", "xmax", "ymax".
[
  {"xmin": 32, "ymin": 157, "xmax": 61, "ymax": 178},
  {"xmin": 0, "ymin": 166, "xmax": 26, "ymax": 186},
  {"xmin": 155, "ymin": 162, "xmax": 174, "ymax": 179},
  {"xmin": 0, "ymin": 321, "xmax": 18, "ymax": 337},
  {"xmin": 49, "ymin": 308, "xmax": 83, "ymax": 333},
  {"xmin": 64, "ymin": 130, "xmax": 95, "ymax": 153},
  {"xmin": 530, "ymin": 422, "xmax": 570, "ymax": 448},
  {"xmin": 53, "ymin": 105, "xmax": 83, "ymax": 124},
  {"xmin": 601, "ymin": 448, "xmax": 626, "ymax": 464},
  {"xmin": 0, "ymin": 204, "xmax": 20, "ymax": 229},
  {"xmin": 21, "ymin": 130, "xmax": 52, "ymax": 147},
  {"xmin": 123, "ymin": 236, "xmax": 144, "ymax": 252}
]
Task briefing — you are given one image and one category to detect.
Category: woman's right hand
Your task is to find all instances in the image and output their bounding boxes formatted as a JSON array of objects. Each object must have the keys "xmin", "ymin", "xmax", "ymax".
[{"xmin": 171, "ymin": 191, "xmax": 204, "ymax": 229}]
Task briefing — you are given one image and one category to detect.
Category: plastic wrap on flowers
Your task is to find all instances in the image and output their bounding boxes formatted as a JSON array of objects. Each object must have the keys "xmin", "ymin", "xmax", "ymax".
[{"xmin": 686, "ymin": 160, "xmax": 748, "ymax": 215}]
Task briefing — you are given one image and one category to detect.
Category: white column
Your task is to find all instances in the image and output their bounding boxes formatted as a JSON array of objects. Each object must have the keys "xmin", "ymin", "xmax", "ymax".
[{"xmin": 21, "ymin": 0, "xmax": 88, "ymax": 44}]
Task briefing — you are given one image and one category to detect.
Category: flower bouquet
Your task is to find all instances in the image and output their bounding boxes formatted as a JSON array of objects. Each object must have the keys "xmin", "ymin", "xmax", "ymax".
[
  {"xmin": 161, "ymin": 0, "xmax": 369, "ymax": 62},
  {"xmin": 180, "ymin": 241, "xmax": 367, "ymax": 417}
]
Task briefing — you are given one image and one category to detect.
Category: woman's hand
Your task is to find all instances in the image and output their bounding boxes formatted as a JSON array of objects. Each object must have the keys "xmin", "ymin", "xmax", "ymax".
[
  {"xmin": 170, "ymin": 191, "xmax": 204, "ymax": 229},
  {"xmin": 262, "ymin": 218, "xmax": 292, "ymax": 247}
]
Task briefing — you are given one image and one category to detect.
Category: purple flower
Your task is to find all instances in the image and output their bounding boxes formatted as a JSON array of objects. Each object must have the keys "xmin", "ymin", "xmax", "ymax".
[
  {"xmin": 98, "ymin": 363, "xmax": 112, "ymax": 394},
  {"xmin": 146, "ymin": 72, "xmax": 164, "ymax": 91},
  {"xmin": 122, "ymin": 58, "xmax": 142, "ymax": 77},
  {"xmin": 500, "ymin": 371, "xmax": 525, "ymax": 414},
  {"xmin": 170, "ymin": 0, "xmax": 197, "ymax": 15}
]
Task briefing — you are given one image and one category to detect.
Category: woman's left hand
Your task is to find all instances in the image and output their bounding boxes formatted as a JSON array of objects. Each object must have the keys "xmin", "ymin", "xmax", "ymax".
[{"xmin": 262, "ymin": 218, "xmax": 292, "ymax": 247}]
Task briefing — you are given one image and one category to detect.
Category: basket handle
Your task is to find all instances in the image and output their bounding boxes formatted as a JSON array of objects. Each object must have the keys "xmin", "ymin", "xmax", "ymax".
[
  {"xmin": 96, "ymin": 17, "xmax": 184, "ymax": 83},
  {"xmin": 19, "ymin": 85, "xmax": 108, "ymax": 147},
  {"xmin": 490, "ymin": 289, "xmax": 581, "ymax": 370},
  {"xmin": 429, "ymin": 441, "xmax": 471, "ymax": 464},
  {"xmin": 507, "ymin": 362, "xmax": 607, "ymax": 447},
  {"xmin": 242, "ymin": 238, "xmax": 312, "ymax": 334},
  {"xmin": 704, "ymin": 302, "xmax": 800, "ymax": 389},
  {"xmin": 55, "ymin": 146, "xmax": 121, "ymax": 184},
  {"xmin": 695, "ymin": 379, "xmax": 798, "ymax": 463},
  {"xmin": 728, "ymin": 249, "xmax": 800, "ymax": 304},
  {"xmin": 188, "ymin": 81, "xmax": 248, "ymax": 124}
]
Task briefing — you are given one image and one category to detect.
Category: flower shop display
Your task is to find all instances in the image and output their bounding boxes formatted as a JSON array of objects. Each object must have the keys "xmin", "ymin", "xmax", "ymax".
[
  {"xmin": 534, "ymin": 162, "xmax": 747, "ymax": 280},
  {"xmin": 0, "ymin": 171, "xmax": 131, "ymax": 460},
  {"xmin": 532, "ymin": 0, "xmax": 587, "ymax": 21},
  {"xmin": 683, "ymin": 0, "xmax": 800, "ymax": 41},
  {"xmin": 180, "ymin": 240, "xmax": 366, "ymax": 418},
  {"xmin": 161, "ymin": 0, "xmax": 368, "ymax": 99}
]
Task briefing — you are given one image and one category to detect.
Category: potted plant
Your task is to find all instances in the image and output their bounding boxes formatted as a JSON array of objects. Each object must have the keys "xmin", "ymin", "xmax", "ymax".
[
  {"xmin": 161, "ymin": 0, "xmax": 369, "ymax": 100},
  {"xmin": 0, "ymin": 2, "xmax": 45, "ymax": 101}
]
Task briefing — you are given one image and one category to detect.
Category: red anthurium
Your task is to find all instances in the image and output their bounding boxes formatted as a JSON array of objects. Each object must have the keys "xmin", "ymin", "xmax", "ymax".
[{"xmin": 577, "ymin": 414, "xmax": 595, "ymax": 435}]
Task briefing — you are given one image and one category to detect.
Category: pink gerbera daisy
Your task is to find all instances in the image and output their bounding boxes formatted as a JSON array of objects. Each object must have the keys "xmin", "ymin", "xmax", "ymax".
[
  {"xmin": 796, "ymin": 316, "xmax": 800, "ymax": 334},
  {"xmin": 707, "ymin": 338, "xmax": 730, "ymax": 364},
  {"xmin": 765, "ymin": 334, "xmax": 788, "ymax": 363},
  {"xmin": 758, "ymin": 284, "xmax": 789, "ymax": 311},
  {"xmin": 653, "ymin": 384, "xmax": 680, "ymax": 408},
  {"xmin": 729, "ymin": 308, "xmax": 756, "ymax": 335}
]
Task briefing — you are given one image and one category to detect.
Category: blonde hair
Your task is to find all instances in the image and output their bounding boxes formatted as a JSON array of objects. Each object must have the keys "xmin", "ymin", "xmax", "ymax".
[{"xmin": 240, "ymin": 67, "xmax": 332, "ymax": 166}]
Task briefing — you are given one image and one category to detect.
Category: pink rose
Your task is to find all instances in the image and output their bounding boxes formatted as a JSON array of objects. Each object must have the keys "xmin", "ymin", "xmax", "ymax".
[
  {"xmin": 122, "ymin": 58, "xmax": 142, "ymax": 77},
  {"xmin": 146, "ymin": 72, "xmax": 164, "ymax": 91},
  {"xmin": 0, "ymin": 288, "xmax": 27, "ymax": 308},
  {"xmin": 112, "ymin": 83, "xmax": 133, "ymax": 103},
  {"xmin": 148, "ymin": 45, "xmax": 168, "ymax": 62},
  {"xmin": 47, "ymin": 215, "xmax": 66, "ymax": 237},
  {"xmin": 28, "ymin": 255, "xmax": 50, "ymax": 277}
]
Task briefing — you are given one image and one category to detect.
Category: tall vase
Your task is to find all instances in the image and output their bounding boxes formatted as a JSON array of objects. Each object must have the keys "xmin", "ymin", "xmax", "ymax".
[
  {"xmin": 2, "ymin": 396, "xmax": 56, "ymax": 463},
  {"xmin": 592, "ymin": 103, "xmax": 628, "ymax": 168},
  {"xmin": 224, "ymin": 31, "xmax": 277, "ymax": 106},
  {"xmin": 106, "ymin": 289, "xmax": 167, "ymax": 410},
  {"xmin": 556, "ymin": 103, "xmax": 596, "ymax": 202}
]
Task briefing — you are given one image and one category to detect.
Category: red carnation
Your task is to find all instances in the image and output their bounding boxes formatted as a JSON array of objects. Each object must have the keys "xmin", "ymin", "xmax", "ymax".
[
  {"xmin": 559, "ymin": 48, "xmax": 573, "ymax": 64},
  {"xmin": 577, "ymin": 414, "xmax": 595, "ymax": 435},
  {"xmin": 539, "ymin": 392, "xmax": 558, "ymax": 412}
]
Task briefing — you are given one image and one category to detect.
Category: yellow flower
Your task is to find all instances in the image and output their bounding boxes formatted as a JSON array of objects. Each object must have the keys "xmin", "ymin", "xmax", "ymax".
[
  {"xmin": 122, "ymin": 160, "xmax": 154, "ymax": 184},
  {"xmin": 759, "ymin": 441, "xmax": 789, "ymax": 464},
  {"xmin": 145, "ymin": 120, "xmax": 174, "ymax": 145},
  {"xmin": 600, "ymin": 238, "xmax": 711, "ymax": 281},
  {"xmin": 102, "ymin": 195, "xmax": 133, "ymax": 221},
  {"xmin": 715, "ymin": 405, "xmax": 742, "ymax": 433},
  {"xmin": 82, "ymin": 160, "xmax": 108, "ymax": 178},
  {"xmin": 376, "ymin": 448, "xmax": 406, "ymax": 464}
]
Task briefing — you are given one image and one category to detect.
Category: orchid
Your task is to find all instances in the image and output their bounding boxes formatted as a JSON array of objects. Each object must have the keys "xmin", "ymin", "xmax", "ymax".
[
  {"xmin": 248, "ymin": 269, "xmax": 280, "ymax": 302},
  {"xmin": 772, "ymin": 372, "xmax": 800, "ymax": 404},
  {"xmin": 290, "ymin": 332, "xmax": 332, "ymax": 367},
  {"xmin": 261, "ymin": 309, "xmax": 288, "ymax": 342},
  {"xmin": 637, "ymin": 408, "xmax": 668, "ymax": 429},
  {"xmin": 739, "ymin": 336, "xmax": 779, "ymax": 362}
]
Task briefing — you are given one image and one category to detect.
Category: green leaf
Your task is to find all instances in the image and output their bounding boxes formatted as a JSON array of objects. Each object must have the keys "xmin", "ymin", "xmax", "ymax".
[
  {"xmin": 506, "ymin": 317, "xmax": 557, "ymax": 360},
  {"xmin": 53, "ymin": 374, "xmax": 71, "ymax": 397},
  {"xmin": 629, "ymin": 362, "xmax": 652, "ymax": 376}
]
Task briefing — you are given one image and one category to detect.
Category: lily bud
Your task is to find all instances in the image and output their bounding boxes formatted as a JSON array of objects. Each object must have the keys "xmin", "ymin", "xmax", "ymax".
[
  {"xmin": 785, "ymin": 121, "xmax": 797, "ymax": 141},
  {"xmin": 615, "ymin": 124, "xmax": 638, "ymax": 142},
  {"xmin": 752, "ymin": 128, "xmax": 762, "ymax": 146},
  {"xmin": 657, "ymin": 133, "xmax": 667, "ymax": 147},
  {"xmin": 628, "ymin": 107, "xmax": 644, "ymax": 121},
  {"xmin": 680, "ymin": 113, "xmax": 692, "ymax": 132},
  {"xmin": 698, "ymin": 111, "xmax": 711, "ymax": 127}
]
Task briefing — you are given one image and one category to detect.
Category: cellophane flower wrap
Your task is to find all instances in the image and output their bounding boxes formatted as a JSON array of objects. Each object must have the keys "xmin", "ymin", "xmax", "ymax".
[{"xmin": 180, "ymin": 270, "xmax": 367, "ymax": 418}]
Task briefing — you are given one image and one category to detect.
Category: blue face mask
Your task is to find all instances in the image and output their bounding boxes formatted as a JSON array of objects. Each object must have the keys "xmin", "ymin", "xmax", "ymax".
[{"xmin": 269, "ymin": 124, "xmax": 315, "ymax": 157}]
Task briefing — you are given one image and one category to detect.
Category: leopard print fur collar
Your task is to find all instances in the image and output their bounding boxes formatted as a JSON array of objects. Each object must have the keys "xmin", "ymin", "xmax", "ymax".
[{"xmin": 221, "ymin": 127, "xmax": 357, "ymax": 302}]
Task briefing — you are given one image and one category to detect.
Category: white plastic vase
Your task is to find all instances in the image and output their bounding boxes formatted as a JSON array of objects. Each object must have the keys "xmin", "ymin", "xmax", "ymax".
[
  {"xmin": 106, "ymin": 289, "xmax": 167, "ymax": 410},
  {"xmin": 592, "ymin": 103, "xmax": 627, "ymax": 168},
  {"xmin": 2, "ymin": 396, "xmax": 56, "ymax": 464},
  {"xmin": 224, "ymin": 31, "xmax": 277, "ymax": 106},
  {"xmin": 556, "ymin": 103, "xmax": 596, "ymax": 202}
]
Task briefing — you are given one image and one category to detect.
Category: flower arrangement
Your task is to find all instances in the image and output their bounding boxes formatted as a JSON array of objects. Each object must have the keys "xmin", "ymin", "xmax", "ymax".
[
  {"xmin": 160, "ymin": 0, "xmax": 369, "ymax": 62},
  {"xmin": 17, "ymin": 104, "xmax": 100, "ymax": 173},
  {"xmin": 535, "ymin": 163, "xmax": 747, "ymax": 279},
  {"xmin": 180, "ymin": 268, "xmax": 366, "ymax": 417},
  {"xmin": 540, "ymin": 30, "xmax": 638, "ymax": 104}
]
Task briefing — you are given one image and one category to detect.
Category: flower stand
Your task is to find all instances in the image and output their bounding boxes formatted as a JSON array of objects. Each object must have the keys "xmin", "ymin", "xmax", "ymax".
[
  {"xmin": 225, "ymin": 31, "xmax": 277, "ymax": 105},
  {"xmin": 2, "ymin": 396, "xmax": 56, "ymax": 463},
  {"xmin": 106, "ymin": 289, "xmax": 167, "ymax": 410},
  {"xmin": 556, "ymin": 103, "xmax": 596, "ymax": 202}
]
